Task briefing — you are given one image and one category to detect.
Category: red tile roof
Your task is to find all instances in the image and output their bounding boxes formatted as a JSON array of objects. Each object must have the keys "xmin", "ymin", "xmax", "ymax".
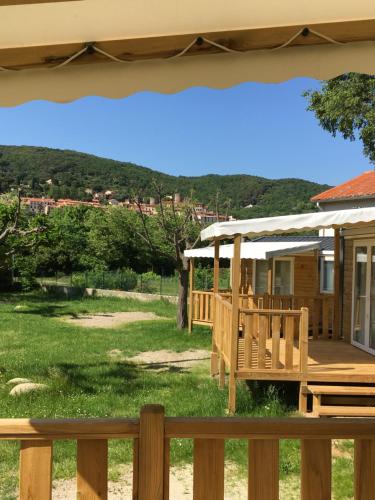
[{"xmin": 311, "ymin": 171, "xmax": 375, "ymax": 202}]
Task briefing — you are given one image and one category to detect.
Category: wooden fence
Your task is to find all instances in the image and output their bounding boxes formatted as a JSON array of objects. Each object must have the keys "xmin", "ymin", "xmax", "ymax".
[
  {"xmin": 6, "ymin": 404, "xmax": 375, "ymax": 499},
  {"xmin": 238, "ymin": 307, "xmax": 309, "ymax": 377},
  {"xmin": 191, "ymin": 290, "xmax": 335, "ymax": 339}
]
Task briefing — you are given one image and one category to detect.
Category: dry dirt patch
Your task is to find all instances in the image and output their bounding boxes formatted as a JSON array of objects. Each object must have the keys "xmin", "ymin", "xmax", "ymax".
[
  {"xmin": 127, "ymin": 349, "xmax": 211, "ymax": 371},
  {"xmin": 52, "ymin": 463, "xmax": 248, "ymax": 499},
  {"xmin": 64, "ymin": 311, "xmax": 168, "ymax": 329}
]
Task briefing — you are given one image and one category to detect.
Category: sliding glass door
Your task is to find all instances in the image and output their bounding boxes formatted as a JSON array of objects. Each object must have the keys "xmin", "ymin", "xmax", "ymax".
[{"xmin": 352, "ymin": 241, "xmax": 375, "ymax": 354}]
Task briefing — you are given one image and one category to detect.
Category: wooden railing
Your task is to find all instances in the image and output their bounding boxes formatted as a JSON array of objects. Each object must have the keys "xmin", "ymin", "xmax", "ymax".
[
  {"xmin": 7, "ymin": 404, "xmax": 375, "ymax": 499},
  {"xmin": 191, "ymin": 290, "xmax": 214, "ymax": 325},
  {"xmin": 192, "ymin": 290, "xmax": 335, "ymax": 339},
  {"xmin": 239, "ymin": 307, "xmax": 308, "ymax": 377},
  {"xmin": 214, "ymin": 292, "xmax": 233, "ymax": 367}
]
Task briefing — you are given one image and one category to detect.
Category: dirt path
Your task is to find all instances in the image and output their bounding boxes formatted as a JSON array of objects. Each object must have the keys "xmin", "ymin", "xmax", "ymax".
[
  {"xmin": 127, "ymin": 349, "xmax": 211, "ymax": 370},
  {"xmin": 52, "ymin": 464, "xmax": 248, "ymax": 499},
  {"xmin": 52, "ymin": 464, "xmax": 299, "ymax": 499},
  {"xmin": 64, "ymin": 311, "xmax": 168, "ymax": 328}
]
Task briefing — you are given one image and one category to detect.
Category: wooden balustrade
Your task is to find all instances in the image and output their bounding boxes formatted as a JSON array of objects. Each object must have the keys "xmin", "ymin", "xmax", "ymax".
[
  {"xmin": 191, "ymin": 290, "xmax": 214, "ymax": 325},
  {"xmin": 238, "ymin": 307, "xmax": 309, "ymax": 377},
  {"xmin": 214, "ymin": 293, "xmax": 233, "ymax": 367},
  {"xmin": 4, "ymin": 405, "xmax": 375, "ymax": 499},
  {"xmin": 191, "ymin": 290, "xmax": 335, "ymax": 339}
]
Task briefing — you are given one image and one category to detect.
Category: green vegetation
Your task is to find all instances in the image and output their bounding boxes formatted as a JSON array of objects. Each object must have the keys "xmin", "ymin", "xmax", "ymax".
[
  {"xmin": 0, "ymin": 145, "xmax": 329, "ymax": 214},
  {"xmin": 304, "ymin": 73, "xmax": 375, "ymax": 163},
  {"xmin": 0, "ymin": 293, "xmax": 354, "ymax": 498}
]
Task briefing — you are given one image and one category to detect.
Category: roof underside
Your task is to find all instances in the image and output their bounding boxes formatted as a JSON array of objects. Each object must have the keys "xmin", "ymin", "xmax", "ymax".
[
  {"xmin": 0, "ymin": 0, "xmax": 374, "ymax": 105},
  {"xmin": 200, "ymin": 207, "xmax": 375, "ymax": 241},
  {"xmin": 185, "ymin": 240, "xmax": 322, "ymax": 260}
]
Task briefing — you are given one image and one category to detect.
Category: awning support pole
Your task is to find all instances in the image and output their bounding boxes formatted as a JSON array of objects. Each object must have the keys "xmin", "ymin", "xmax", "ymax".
[
  {"xmin": 210, "ymin": 240, "xmax": 220, "ymax": 376},
  {"xmin": 229, "ymin": 234, "xmax": 241, "ymax": 414},
  {"xmin": 188, "ymin": 258, "xmax": 195, "ymax": 334}
]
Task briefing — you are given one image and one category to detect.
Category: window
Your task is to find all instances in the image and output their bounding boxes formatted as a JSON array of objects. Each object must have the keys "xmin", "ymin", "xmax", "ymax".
[
  {"xmin": 273, "ymin": 258, "xmax": 293, "ymax": 295},
  {"xmin": 253, "ymin": 260, "xmax": 268, "ymax": 294},
  {"xmin": 320, "ymin": 256, "xmax": 334, "ymax": 294}
]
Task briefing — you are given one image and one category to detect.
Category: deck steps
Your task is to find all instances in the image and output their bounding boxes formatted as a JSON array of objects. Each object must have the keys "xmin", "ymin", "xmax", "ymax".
[{"xmin": 307, "ymin": 384, "xmax": 375, "ymax": 417}]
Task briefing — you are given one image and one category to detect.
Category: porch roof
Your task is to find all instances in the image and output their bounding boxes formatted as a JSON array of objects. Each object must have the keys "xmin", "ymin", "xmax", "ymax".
[
  {"xmin": 0, "ymin": 1, "xmax": 375, "ymax": 106},
  {"xmin": 184, "ymin": 240, "xmax": 321, "ymax": 260},
  {"xmin": 200, "ymin": 206, "xmax": 375, "ymax": 241}
]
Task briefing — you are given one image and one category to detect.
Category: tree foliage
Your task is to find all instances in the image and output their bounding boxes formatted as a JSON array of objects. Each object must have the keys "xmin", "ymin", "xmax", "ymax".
[
  {"xmin": 304, "ymin": 74, "xmax": 375, "ymax": 163},
  {"xmin": 0, "ymin": 145, "xmax": 329, "ymax": 214}
]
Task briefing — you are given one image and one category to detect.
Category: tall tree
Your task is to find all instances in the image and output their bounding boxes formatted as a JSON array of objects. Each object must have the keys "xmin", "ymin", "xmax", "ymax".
[
  {"xmin": 304, "ymin": 74, "xmax": 375, "ymax": 162},
  {"xmin": 135, "ymin": 186, "xmax": 201, "ymax": 330},
  {"xmin": 0, "ymin": 192, "xmax": 46, "ymax": 289}
]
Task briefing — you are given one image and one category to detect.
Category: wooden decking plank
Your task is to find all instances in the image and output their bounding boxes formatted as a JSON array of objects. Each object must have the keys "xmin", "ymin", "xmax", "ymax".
[
  {"xmin": 307, "ymin": 385, "xmax": 375, "ymax": 396},
  {"xmin": 318, "ymin": 406, "xmax": 375, "ymax": 417}
]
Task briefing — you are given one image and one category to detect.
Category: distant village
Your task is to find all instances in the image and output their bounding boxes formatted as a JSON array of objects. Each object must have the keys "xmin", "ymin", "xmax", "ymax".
[{"xmin": 21, "ymin": 191, "xmax": 235, "ymax": 224}]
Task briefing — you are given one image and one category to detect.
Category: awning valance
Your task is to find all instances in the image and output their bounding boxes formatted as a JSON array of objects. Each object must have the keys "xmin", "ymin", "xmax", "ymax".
[
  {"xmin": 0, "ymin": 0, "xmax": 374, "ymax": 106},
  {"xmin": 185, "ymin": 240, "xmax": 321, "ymax": 260},
  {"xmin": 200, "ymin": 207, "xmax": 375, "ymax": 241}
]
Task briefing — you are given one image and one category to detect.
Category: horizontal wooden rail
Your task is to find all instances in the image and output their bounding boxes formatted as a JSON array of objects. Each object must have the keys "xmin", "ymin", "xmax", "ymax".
[
  {"xmin": 164, "ymin": 417, "xmax": 375, "ymax": 439},
  {"xmin": 0, "ymin": 418, "xmax": 139, "ymax": 440},
  {"xmin": 3, "ymin": 405, "xmax": 375, "ymax": 499},
  {"xmin": 0, "ymin": 0, "xmax": 79, "ymax": 4}
]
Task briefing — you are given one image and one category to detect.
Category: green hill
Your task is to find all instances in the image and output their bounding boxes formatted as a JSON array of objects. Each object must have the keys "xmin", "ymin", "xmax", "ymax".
[{"xmin": 0, "ymin": 145, "xmax": 330, "ymax": 218}]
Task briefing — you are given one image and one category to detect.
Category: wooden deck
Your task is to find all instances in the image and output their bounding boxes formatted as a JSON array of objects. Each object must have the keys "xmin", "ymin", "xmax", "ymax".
[{"xmin": 238, "ymin": 339, "xmax": 375, "ymax": 383}]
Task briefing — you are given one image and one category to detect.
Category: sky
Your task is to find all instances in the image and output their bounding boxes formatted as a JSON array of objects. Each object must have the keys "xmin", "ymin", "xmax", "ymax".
[{"xmin": 0, "ymin": 77, "xmax": 371, "ymax": 187}]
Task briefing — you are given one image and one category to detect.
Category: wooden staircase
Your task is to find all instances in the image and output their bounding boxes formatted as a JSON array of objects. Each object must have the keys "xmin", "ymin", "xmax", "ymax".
[{"xmin": 307, "ymin": 385, "xmax": 375, "ymax": 417}]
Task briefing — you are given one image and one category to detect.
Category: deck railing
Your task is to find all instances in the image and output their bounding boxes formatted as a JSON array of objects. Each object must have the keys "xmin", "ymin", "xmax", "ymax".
[
  {"xmin": 6, "ymin": 404, "xmax": 375, "ymax": 499},
  {"xmin": 238, "ymin": 307, "xmax": 309, "ymax": 377},
  {"xmin": 214, "ymin": 292, "xmax": 233, "ymax": 367},
  {"xmin": 192, "ymin": 290, "xmax": 335, "ymax": 339},
  {"xmin": 191, "ymin": 290, "xmax": 214, "ymax": 325}
]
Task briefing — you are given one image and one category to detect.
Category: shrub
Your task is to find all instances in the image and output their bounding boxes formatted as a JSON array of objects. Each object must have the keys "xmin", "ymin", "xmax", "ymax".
[
  {"xmin": 195, "ymin": 266, "xmax": 213, "ymax": 290},
  {"xmin": 137, "ymin": 272, "xmax": 159, "ymax": 293}
]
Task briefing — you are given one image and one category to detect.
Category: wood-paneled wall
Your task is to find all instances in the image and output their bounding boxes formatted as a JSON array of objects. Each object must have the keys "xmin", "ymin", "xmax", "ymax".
[
  {"xmin": 240, "ymin": 255, "xmax": 319, "ymax": 296},
  {"xmin": 294, "ymin": 255, "xmax": 319, "ymax": 296}
]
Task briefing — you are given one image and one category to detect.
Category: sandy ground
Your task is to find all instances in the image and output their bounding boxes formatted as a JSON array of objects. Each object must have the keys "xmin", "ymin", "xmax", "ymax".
[
  {"xmin": 64, "ymin": 311, "xmax": 168, "ymax": 328},
  {"xmin": 126, "ymin": 349, "xmax": 211, "ymax": 371},
  {"xmin": 52, "ymin": 464, "xmax": 248, "ymax": 499},
  {"xmin": 52, "ymin": 463, "xmax": 300, "ymax": 499}
]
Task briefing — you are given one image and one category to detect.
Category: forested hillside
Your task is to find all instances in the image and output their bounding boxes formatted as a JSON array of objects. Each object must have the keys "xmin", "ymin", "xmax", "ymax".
[{"xmin": 0, "ymin": 145, "xmax": 330, "ymax": 217}]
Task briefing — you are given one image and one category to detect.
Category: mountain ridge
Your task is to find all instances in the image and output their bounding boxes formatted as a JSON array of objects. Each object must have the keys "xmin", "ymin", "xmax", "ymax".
[{"xmin": 0, "ymin": 145, "xmax": 330, "ymax": 218}]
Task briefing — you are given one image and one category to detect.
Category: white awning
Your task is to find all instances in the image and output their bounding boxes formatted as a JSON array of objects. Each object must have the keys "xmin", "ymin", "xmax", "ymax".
[
  {"xmin": 200, "ymin": 207, "xmax": 375, "ymax": 241},
  {"xmin": 0, "ymin": 0, "xmax": 374, "ymax": 106},
  {"xmin": 185, "ymin": 240, "xmax": 321, "ymax": 260}
]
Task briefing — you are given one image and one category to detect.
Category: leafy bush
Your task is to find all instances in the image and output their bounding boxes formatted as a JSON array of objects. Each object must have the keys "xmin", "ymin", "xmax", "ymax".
[
  {"xmin": 137, "ymin": 272, "xmax": 160, "ymax": 293},
  {"xmin": 71, "ymin": 268, "xmax": 137, "ymax": 291},
  {"xmin": 194, "ymin": 266, "xmax": 213, "ymax": 291}
]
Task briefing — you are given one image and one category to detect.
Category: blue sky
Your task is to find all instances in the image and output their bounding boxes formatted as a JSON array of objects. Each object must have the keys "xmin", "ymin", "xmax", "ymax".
[{"xmin": 0, "ymin": 78, "xmax": 371, "ymax": 186}]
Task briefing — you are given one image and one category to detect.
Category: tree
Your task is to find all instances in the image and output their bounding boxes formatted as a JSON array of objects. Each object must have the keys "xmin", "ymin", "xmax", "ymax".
[
  {"xmin": 304, "ymin": 74, "xmax": 375, "ymax": 162},
  {"xmin": 135, "ymin": 186, "xmax": 201, "ymax": 330},
  {"xmin": 0, "ymin": 191, "xmax": 46, "ymax": 290}
]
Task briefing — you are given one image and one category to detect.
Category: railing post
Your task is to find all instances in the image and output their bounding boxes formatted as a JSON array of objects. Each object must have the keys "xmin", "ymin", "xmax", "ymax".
[
  {"xmin": 299, "ymin": 307, "xmax": 309, "ymax": 376},
  {"xmin": 248, "ymin": 439, "xmax": 279, "ymax": 500},
  {"xmin": 20, "ymin": 440, "xmax": 53, "ymax": 500},
  {"xmin": 354, "ymin": 439, "xmax": 375, "ymax": 500},
  {"xmin": 138, "ymin": 405, "xmax": 165, "ymax": 500},
  {"xmin": 301, "ymin": 439, "xmax": 331, "ymax": 500}
]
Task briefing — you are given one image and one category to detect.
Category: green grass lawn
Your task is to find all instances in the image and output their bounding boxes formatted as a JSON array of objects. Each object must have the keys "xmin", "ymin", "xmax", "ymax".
[{"xmin": 0, "ymin": 292, "xmax": 353, "ymax": 498}]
